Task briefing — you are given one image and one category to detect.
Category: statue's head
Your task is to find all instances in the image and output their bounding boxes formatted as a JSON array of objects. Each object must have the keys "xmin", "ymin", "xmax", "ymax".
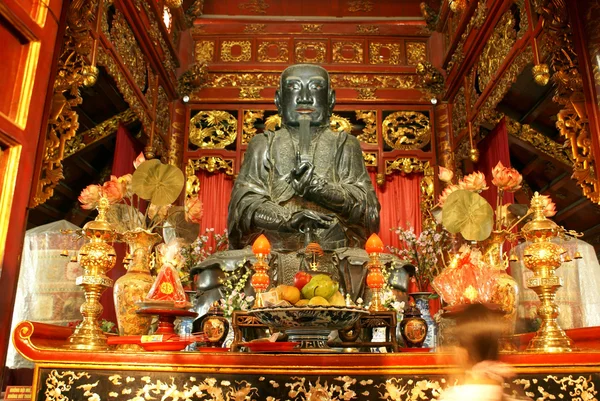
[{"xmin": 275, "ymin": 64, "xmax": 336, "ymax": 127}]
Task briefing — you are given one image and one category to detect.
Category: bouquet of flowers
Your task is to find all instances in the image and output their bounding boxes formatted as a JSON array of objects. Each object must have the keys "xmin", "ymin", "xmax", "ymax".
[
  {"xmin": 437, "ymin": 163, "xmax": 556, "ymax": 241},
  {"xmin": 219, "ymin": 266, "xmax": 254, "ymax": 318},
  {"xmin": 389, "ymin": 226, "xmax": 451, "ymax": 292},
  {"xmin": 78, "ymin": 153, "xmax": 203, "ymax": 233},
  {"xmin": 180, "ymin": 228, "xmax": 229, "ymax": 282}
]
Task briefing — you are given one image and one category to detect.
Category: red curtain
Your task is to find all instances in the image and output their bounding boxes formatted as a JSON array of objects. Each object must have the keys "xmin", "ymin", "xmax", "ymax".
[
  {"xmin": 101, "ymin": 124, "xmax": 142, "ymax": 322},
  {"xmin": 370, "ymin": 172, "xmax": 423, "ymax": 248},
  {"xmin": 476, "ymin": 117, "xmax": 514, "ymax": 208},
  {"xmin": 198, "ymin": 170, "xmax": 234, "ymax": 249}
]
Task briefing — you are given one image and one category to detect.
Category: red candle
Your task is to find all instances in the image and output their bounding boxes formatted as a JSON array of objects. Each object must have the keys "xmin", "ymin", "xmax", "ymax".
[
  {"xmin": 365, "ymin": 233, "xmax": 384, "ymax": 254},
  {"xmin": 252, "ymin": 234, "xmax": 271, "ymax": 254}
]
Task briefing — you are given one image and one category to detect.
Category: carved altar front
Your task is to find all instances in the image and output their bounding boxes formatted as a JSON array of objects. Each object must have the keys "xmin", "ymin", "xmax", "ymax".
[{"xmin": 14, "ymin": 321, "xmax": 600, "ymax": 400}]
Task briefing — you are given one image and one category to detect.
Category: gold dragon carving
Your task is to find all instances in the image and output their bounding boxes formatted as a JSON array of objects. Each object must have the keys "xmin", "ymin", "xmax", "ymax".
[
  {"xmin": 536, "ymin": 0, "xmax": 600, "ymax": 203},
  {"xmin": 383, "ymin": 111, "xmax": 431, "ymax": 150},
  {"xmin": 33, "ymin": 0, "xmax": 99, "ymax": 207},
  {"xmin": 189, "ymin": 111, "xmax": 237, "ymax": 149}
]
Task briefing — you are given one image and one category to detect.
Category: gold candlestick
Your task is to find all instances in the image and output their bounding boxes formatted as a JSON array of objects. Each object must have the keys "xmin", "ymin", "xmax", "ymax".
[
  {"xmin": 67, "ymin": 197, "xmax": 117, "ymax": 350},
  {"xmin": 251, "ymin": 234, "xmax": 271, "ymax": 308},
  {"xmin": 522, "ymin": 193, "xmax": 573, "ymax": 353}
]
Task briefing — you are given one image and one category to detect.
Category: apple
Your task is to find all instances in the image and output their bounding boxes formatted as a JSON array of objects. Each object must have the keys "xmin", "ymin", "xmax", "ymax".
[{"xmin": 294, "ymin": 271, "xmax": 312, "ymax": 290}]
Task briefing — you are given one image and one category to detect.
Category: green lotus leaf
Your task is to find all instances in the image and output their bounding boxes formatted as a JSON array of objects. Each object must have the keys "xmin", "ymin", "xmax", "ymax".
[
  {"xmin": 442, "ymin": 189, "xmax": 493, "ymax": 241},
  {"xmin": 132, "ymin": 159, "xmax": 184, "ymax": 206}
]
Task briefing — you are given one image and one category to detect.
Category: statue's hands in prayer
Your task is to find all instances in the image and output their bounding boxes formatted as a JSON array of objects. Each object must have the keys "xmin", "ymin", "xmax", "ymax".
[
  {"xmin": 284, "ymin": 210, "xmax": 333, "ymax": 232},
  {"xmin": 289, "ymin": 161, "xmax": 314, "ymax": 197}
]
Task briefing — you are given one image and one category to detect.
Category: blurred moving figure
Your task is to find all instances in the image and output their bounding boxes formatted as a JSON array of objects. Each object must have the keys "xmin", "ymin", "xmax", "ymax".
[{"xmin": 439, "ymin": 304, "xmax": 530, "ymax": 401}]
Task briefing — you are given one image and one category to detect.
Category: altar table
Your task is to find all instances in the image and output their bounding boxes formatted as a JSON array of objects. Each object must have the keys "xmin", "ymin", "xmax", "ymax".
[{"xmin": 13, "ymin": 321, "xmax": 600, "ymax": 401}]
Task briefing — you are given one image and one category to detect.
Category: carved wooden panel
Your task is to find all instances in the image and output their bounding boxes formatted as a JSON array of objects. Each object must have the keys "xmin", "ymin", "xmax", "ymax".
[{"xmin": 294, "ymin": 39, "xmax": 328, "ymax": 63}]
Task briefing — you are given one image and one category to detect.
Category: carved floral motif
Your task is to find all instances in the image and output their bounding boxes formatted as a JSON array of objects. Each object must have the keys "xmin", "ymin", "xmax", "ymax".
[
  {"xmin": 356, "ymin": 110, "xmax": 377, "ymax": 144},
  {"xmin": 369, "ymin": 42, "xmax": 402, "ymax": 65},
  {"xmin": 347, "ymin": 0, "xmax": 374, "ymax": 12},
  {"xmin": 406, "ymin": 42, "xmax": 427, "ymax": 65},
  {"xmin": 195, "ymin": 41, "xmax": 215, "ymax": 63},
  {"xmin": 295, "ymin": 41, "xmax": 327, "ymax": 63},
  {"xmin": 332, "ymin": 41, "xmax": 363, "ymax": 64},
  {"xmin": 109, "ymin": 10, "xmax": 148, "ymax": 92},
  {"xmin": 221, "ymin": 41, "xmax": 252, "ymax": 62},
  {"xmin": 257, "ymin": 40, "xmax": 289, "ymax": 63},
  {"xmin": 302, "ymin": 24, "xmax": 323, "ymax": 33}
]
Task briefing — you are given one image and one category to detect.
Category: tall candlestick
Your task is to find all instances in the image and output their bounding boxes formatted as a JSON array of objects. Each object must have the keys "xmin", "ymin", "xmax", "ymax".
[
  {"xmin": 251, "ymin": 234, "xmax": 271, "ymax": 308},
  {"xmin": 365, "ymin": 233, "xmax": 386, "ymax": 312}
]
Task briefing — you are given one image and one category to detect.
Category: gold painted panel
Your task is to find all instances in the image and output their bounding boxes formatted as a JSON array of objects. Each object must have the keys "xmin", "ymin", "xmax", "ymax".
[
  {"xmin": 109, "ymin": 10, "xmax": 148, "ymax": 93},
  {"xmin": 477, "ymin": 10, "xmax": 517, "ymax": 91},
  {"xmin": 406, "ymin": 42, "xmax": 427, "ymax": 65},
  {"xmin": 369, "ymin": 42, "xmax": 402, "ymax": 65},
  {"xmin": 257, "ymin": 40, "xmax": 289, "ymax": 63},
  {"xmin": 382, "ymin": 111, "xmax": 431, "ymax": 150},
  {"xmin": 220, "ymin": 40, "xmax": 252, "ymax": 63},
  {"xmin": 195, "ymin": 41, "xmax": 215, "ymax": 63},
  {"xmin": 332, "ymin": 41, "xmax": 364, "ymax": 64},
  {"xmin": 294, "ymin": 40, "xmax": 327, "ymax": 63}
]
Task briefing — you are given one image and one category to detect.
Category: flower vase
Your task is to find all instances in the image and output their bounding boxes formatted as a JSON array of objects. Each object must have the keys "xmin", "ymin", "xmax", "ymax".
[
  {"xmin": 410, "ymin": 292, "xmax": 437, "ymax": 349},
  {"xmin": 113, "ymin": 229, "xmax": 161, "ymax": 342},
  {"xmin": 484, "ymin": 230, "xmax": 519, "ymax": 351}
]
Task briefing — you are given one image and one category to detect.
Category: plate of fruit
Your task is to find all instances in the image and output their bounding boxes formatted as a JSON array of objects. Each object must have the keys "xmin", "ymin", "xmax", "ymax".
[{"xmin": 251, "ymin": 273, "xmax": 368, "ymax": 331}]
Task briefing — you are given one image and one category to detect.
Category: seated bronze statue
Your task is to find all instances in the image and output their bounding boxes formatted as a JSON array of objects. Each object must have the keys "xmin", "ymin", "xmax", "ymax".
[{"xmin": 192, "ymin": 64, "xmax": 406, "ymax": 315}]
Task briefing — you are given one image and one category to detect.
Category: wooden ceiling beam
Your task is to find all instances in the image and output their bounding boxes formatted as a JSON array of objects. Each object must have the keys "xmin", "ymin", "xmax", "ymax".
[
  {"xmin": 499, "ymin": 104, "xmax": 558, "ymax": 138},
  {"xmin": 519, "ymin": 85, "xmax": 556, "ymax": 126},
  {"xmin": 539, "ymin": 172, "xmax": 570, "ymax": 194},
  {"xmin": 583, "ymin": 223, "xmax": 600, "ymax": 239},
  {"xmin": 72, "ymin": 157, "xmax": 100, "ymax": 177},
  {"xmin": 521, "ymin": 158, "xmax": 545, "ymax": 176},
  {"xmin": 54, "ymin": 181, "xmax": 78, "ymax": 200},
  {"xmin": 96, "ymin": 74, "xmax": 128, "ymax": 111},
  {"xmin": 554, "ymin": 198, "xmax": 591, "ymax": 223},
  {"xmin": 36, "ymin": 203, "xmax": 63, "ymax": 220}
]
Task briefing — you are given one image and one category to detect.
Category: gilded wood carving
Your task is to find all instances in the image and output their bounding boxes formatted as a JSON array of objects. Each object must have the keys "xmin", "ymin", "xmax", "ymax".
[
  {"xmin": 220, "ymin": 41, "xmax": 252, "ymax": 63},
  {"xmin": 382, "ymin": 111, "xmax": 431, "ymax": 150},
  {"xmin": 369, "ymin": 42, "xmax": 402, "ymax": 65},
  {"xmin": 294, "ymin": 41, "xmax": 327, "ymax": 63},
  {"xmin": 332, "ymin": 41, "xmax": 364, "ymax": 64},
  {"xmin": 189, "ymin": 111, "xmax": 238, "ymax": 149}
]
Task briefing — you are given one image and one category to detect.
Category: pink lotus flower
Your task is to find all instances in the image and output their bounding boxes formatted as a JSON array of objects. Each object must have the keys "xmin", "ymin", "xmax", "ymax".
[
  {"xmin": 102, "ymin": 176, "xmax": 123, "ymax": 204},
  {"xmin": 438, "ymin": 184, "xmax": 460, "ymax": 206},
  {"xmin": 459, "ymin": 172, "xmax": 488, "ymax": 192},
  {"xmin": 133, "ymin": 152, "xmax": 146, "ymax": 169},
  {"xmin": 438, "ymin": 166, "xmax": 454, "ymax": 183},
  {"xmin": 78, "ymin": 184, "xmax": 102, "ymax": 210},
  {"xmin": 491, "ymin": 161, "xmax": 522, "ymax": 192},
  {"xmin": 539, "ymin": 194, "xmax": 557, "ymax": 217},
  {"xmin": 185, "ymin": 194, "xmax": 203, "ymax": 223}
]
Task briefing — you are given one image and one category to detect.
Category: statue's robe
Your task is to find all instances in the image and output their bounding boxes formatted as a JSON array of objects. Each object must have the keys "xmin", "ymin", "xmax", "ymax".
[{"xmin": 228, "ymin": 127, "xmax": 380, "ymax": 251}]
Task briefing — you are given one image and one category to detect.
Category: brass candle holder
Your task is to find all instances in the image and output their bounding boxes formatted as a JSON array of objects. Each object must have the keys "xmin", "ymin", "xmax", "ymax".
[
  {"xmin": 250, "ymin": 234, "xmax": 271, "ymax": 308},
  {"xmin": 67, "ymin": 197, "xmax": 117, "ymax": 350},
  {"xmin": 365, "ymin": 233, "xmax": 386, "ymax": 312},
  {"xmin": 521, "ymin": 193, "xmax": 573, "ymax": 353}
]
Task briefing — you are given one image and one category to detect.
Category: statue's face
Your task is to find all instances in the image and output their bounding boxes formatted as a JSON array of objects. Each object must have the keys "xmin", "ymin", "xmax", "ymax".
[{"xmin": 276, "ymin": 64, "xmax": 334, "ymax": 127}]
